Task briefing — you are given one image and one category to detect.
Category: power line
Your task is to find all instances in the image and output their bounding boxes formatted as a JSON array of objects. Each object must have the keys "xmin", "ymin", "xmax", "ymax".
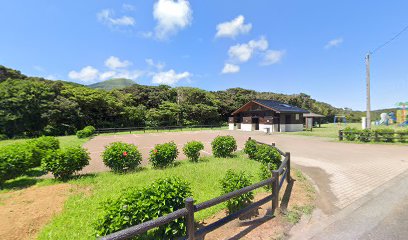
[{"xmin": 371, "ymin": 24, "xmax": 408, "ymax": 54}]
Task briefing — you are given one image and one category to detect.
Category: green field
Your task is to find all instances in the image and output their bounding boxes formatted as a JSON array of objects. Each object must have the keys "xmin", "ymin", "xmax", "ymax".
[
  {"xmin": 37, "ymin": 153, "xmax": 264, "ymax": 240},
  {"xmin": 98, "ymin": 126, "xmax": 228, "ymax": 136}
]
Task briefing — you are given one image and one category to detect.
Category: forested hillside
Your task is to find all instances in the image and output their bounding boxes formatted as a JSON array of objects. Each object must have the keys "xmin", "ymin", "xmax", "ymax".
[
  {"xmin": 0, "ymin": 65, "xmax": 341, "ymax": 138},
  {"xmin": 88, "ymin": 78, "xmax": 136, "ymax": 90}
]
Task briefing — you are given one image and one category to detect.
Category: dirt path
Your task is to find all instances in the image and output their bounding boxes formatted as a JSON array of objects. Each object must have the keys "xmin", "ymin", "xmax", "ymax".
[{"xmin": 0, "ymin": 184, "xmax": 72, "ymax": 240}]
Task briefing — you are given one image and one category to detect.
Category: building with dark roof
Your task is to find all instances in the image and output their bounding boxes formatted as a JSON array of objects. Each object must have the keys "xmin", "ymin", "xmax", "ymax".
[{"xmin": 228, "ymin": 99, "xmax": 309, "ymax": 132}]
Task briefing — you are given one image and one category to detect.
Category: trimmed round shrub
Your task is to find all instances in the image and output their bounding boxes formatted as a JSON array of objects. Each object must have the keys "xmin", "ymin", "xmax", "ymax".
[
  {"xmin": 76, "ymin": 126, "xmax": 96, "ymax": 139},
  {"xmin": 149, "ymin": 142, "xmax": 179, "ymax": 168},
  {"xmin": 254, "ymin": 144, "xmax": 282, "ymax": 168},
  {"xmin": 211, "ymin": 135, "xmax": 237, "ymax": 158},
  {"xmin": 343, "ymin": 126, "xmax": 358, "ymax": 141},
  {"xmin": 95, "ymin": 177, "xmax": 192, "ymax": 239},
  {"xmin": 244, "ymin": 138, "xmax": 257, "ymax": 159},
  {"xmin": 27, "ymin": 136, "xmax": 60, "ymax": 168},
  {"xmin": 0, "ymin": 144, "xmax": 33, "ymax": 187},
  {"xmin": 183, "ymin": 141, "xmax": 204, "ymax": 162},
  {"xmin": 42, "ymin": 146, "xmax": 90, "ymax": 180},
  {"xmin": 102, "ymin": 142, "xmax": 142, "ymax": 173},
  {"xmin": 220, "ymin": 170, "xmax": 254, "ymax": 214}
]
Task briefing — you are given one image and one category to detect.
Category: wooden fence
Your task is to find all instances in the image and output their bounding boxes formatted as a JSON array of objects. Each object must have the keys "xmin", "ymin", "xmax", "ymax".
[
  {"xmin": 96, "ymin": 124, "xmax": 225, "ymax": 134},
  {"xmin": 339, "ymin": 130, "xmax": 408, "ymax": 142},
  {"xmin": 100, "ymin": 139, "xmax": 291, "ymax": 240}
]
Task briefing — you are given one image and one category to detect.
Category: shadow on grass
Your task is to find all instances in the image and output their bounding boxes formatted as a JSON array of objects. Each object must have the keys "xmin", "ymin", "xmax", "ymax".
[{"xmin": 2, "ymin": 176, "xmax": 42, "ymax": 191}]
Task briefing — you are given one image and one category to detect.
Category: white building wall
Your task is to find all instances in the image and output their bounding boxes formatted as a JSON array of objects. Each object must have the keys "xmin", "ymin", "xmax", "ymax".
[
  {"xmin": 241, "ymin": 123, "xmax": 255, "ymax": 131},
  {"xmin": 284, "ymin": 124, "xmax": 303, "ymax": 132},
  {"xmin": 228, "ymin": 123, "xmax": 235, "ymax": 130},
  {"xmin": 259, "ymin": 124, "xmax": 273, "ymax": 133}
]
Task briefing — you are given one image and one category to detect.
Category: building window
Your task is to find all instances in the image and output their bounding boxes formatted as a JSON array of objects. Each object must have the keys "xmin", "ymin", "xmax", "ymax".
[{"xmin": 296, "ymin": 114, "xmax": 299, "ymax": 120}]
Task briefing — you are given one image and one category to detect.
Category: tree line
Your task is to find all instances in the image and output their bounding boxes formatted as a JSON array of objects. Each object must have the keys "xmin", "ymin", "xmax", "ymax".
[{"xmin": 0, "ymin": 65, "xmax": 340, "ymax": 138}]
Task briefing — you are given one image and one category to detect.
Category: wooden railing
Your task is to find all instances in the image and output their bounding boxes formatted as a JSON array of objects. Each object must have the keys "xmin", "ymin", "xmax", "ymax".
[
  {"xmin": 95, "ymin": 125, "xmax": 225, "ymax": 134},
  {"xmin": 100, "ymin": 140, "xmax": 291, "ymax": 240}
]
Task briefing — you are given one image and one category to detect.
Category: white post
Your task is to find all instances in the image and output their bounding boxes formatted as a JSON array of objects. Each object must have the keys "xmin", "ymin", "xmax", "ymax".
[{"xmin": 362, "ymin": 117, "xmax": 367, "ymax": 130}]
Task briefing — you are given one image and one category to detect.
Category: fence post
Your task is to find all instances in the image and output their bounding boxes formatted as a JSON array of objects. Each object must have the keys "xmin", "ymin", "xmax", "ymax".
[
  {"xmin": 286, "ymin": 152, "xmax": 291, "ymax": 183},
  {"xmin": 185, "ymin": 197, "xmax": 195, "ymax": 240},
  {"xmin": 339, "ymin": 130, "xmax": 343, "ymax": 141},
  {"xmin": 271, "ymin": 170, "xmax": 279, "ymax": 216}
]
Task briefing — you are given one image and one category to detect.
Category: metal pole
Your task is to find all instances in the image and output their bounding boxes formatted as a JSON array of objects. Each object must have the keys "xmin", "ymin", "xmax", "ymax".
[
  {"xmin": 185, "ymin": 198, "xmax": 195, "ymax": 240},
  {"xmin": 366, "ymin": 53, "xmax": 371, "ymax": 129}
]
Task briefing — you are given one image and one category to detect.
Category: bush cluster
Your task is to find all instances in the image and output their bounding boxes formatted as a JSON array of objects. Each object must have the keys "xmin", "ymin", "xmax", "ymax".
[
  {"xmin": 342, "ymin": 127, "xmax": 408, "ymax": 143},
  {"xmin": 243, "ymin": 138, "xmax": 257, "ymax": 159},
  {"xmin": 76, "ymin": 126, "xmax": 96, "ymax": 139},
  {"xmin": 211, "ymin": 136, "xmax": 237, "ymax": 158},
  {"xmin": 0, "ymin": 144, "xmax": 33, "ymax": 187},
  {"xmin": 253, "ymin": 144, "xmax": 282, "ymax": 167},
  {"xmin": 149, "ymin": 142, "xmax": 179, "ymax": 168},
  {"xmin": 0, "ymin": 136, "xmax": 61, "ymax": 186},
  {"xmin": 102, "ymin": 142, "xmax": 142, "ymax": 173},
  {"xmin": 95, "ymin": 177, "xmax": 191, "ymax": 239},
  {"xmin": 182, "ymin": 141, "xmax": 204, "ymax": 162},
  {"xmin": 220, "ymin": 170, "xmax": 254, "ymax": 214},
  {"xmin": 28, "ymin": 136, "xmax": 60, "ymax": 167},
  {"xmin": 42, "ymin": 146, "xmax": 90, "ymax": 180}
]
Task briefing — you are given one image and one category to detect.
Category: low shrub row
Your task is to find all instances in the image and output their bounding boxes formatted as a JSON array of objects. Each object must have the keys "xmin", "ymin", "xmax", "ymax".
[
  {"xmin": 76, "ymin": 126, "xmax": 96, "ymax": 139},
  {"xmin": 0, "ymin": 136, "xmax": 69, "ymax": 186},
  {"xmin": 243, "ymin": 138, "xmax": 283, "ymax": 190},
  {"xmin": 342, "ymin": 127, "xmax": 408, "ymax": 143},
  {"xmin": 101, "ymin": 135, "xmax": 238, "ymax": 172}
]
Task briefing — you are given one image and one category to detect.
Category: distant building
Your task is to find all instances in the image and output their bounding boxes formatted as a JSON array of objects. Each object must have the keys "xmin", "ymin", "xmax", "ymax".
[{"xmin": 228, "ymin": 99, "xmax": 309, "ymax": 133}]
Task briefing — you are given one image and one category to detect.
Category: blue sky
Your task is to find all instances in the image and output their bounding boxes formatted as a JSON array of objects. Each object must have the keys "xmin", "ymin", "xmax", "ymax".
[{"xmin": 1, "ymin": 1, "xmax": 408, "ymax": 110}]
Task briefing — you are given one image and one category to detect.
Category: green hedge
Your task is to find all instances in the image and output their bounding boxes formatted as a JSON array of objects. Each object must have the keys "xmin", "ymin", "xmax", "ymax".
[
  {"xmin": 182, "ymin": 141, "xmax": 204, "ymax": 162},
  {"xmin": 341, "ymin": 127, "xmax": 408, "ymax": 143},
  {"xmin": 95, "ymin": 177, "xmax": 191, "ymax": 239},
  {"xmin": 42, "ymin": 146, "xmax": 90, "ymax": 180},
  {"xmin": 211, "ymin": 136, "xmax": 237, "ymax": 158},
  {"xmin": 0, "ymin": 144, "xmax": 33, "ymax": 187},
  {"xmin": 149, "ymin": 142, "xmax": 179, "ymax": 168},
  {"xmin": 102, "ymin": 142, "xmax": 142, "ymax": 173},
  {"xmin": 76, "ymin": 126, "xmax": 96, "ymax": 139}
]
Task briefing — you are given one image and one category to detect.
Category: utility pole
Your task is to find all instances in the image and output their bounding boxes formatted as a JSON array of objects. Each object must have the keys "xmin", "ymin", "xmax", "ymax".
[{"xmin": 365, "ymin": 52, "xmax": 371, "ymax": 129}]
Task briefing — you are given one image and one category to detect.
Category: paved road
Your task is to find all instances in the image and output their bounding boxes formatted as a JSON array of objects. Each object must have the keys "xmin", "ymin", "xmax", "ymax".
[{"xmin": 84, "ymin": 130, "xmax": 408, "ymax": 239}]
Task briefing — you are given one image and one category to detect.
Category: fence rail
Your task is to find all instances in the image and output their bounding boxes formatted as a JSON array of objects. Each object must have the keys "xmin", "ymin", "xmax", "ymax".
[
  {"xmin": 100, "ymin": 139, "xmax": 291, "ymax": 240},
  {"xmin": 96, "ymin": 124, "xmax": 226, "ymax": 134},
  {"xmin": 339, "ymin": 130, "xmax": 408, "ymax": 142}
]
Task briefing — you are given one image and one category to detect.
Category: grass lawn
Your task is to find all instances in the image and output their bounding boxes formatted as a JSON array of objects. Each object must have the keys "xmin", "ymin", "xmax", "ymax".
[
  {"xmin": 37, "ymin": 153, "xmax": 264, "ymax": 240},
  {"xmin": 0, "ymin": 135, "xmax": 90, "ymax": 149}
]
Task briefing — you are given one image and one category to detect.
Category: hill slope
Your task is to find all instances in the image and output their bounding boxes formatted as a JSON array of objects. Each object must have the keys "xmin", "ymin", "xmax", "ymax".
[{"xmin": 88, "ymin": 78, "xmax": 135, "ymax": 90}]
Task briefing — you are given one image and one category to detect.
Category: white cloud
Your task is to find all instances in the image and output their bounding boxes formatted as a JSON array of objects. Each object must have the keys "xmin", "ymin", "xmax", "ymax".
[
  {"xmin": 325, "ymin": 38, "xmax": 343, "ymax": 49},
  {"xmin": 68, "ymin": 66, "xmax": 99, "ymax": 82},
  {"xmin": 221, "ymin": 63, "xmax": 240, "ymax": 74},
  {"xmin": 105, "ymin": 56, "xmax": 132, "ymax": 69},
  {"xmin": 97, "ymin": 9, "xmax": 135, "ymax": 26},
  {"xmin": 152, "ymin": 69, "xmax": 191, "ymax": 85},
  {"xmin": 153, "ymin": 0, "xmax": 192, "ymax": 39},
  {"xmin": 261, "ymin": 50, "xmax": 286, "ymax": 65},
  {"xmin": 145, "ymin": 58, "xmax": 165, "ymax": 70},
  {"xmin": 215, "ymin": 15, "xmax": 252, "ymax": 38},
  {"xmin": 122, "ymin": 4, "xmax": 136, "ymax": 11},
  {"xmin": 228, "ymin": 37, "xmax": 269, "ymax": 62},
  {"xmin": 99, "ymin": 71, "xmax": 117, "ymax": 80}
]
